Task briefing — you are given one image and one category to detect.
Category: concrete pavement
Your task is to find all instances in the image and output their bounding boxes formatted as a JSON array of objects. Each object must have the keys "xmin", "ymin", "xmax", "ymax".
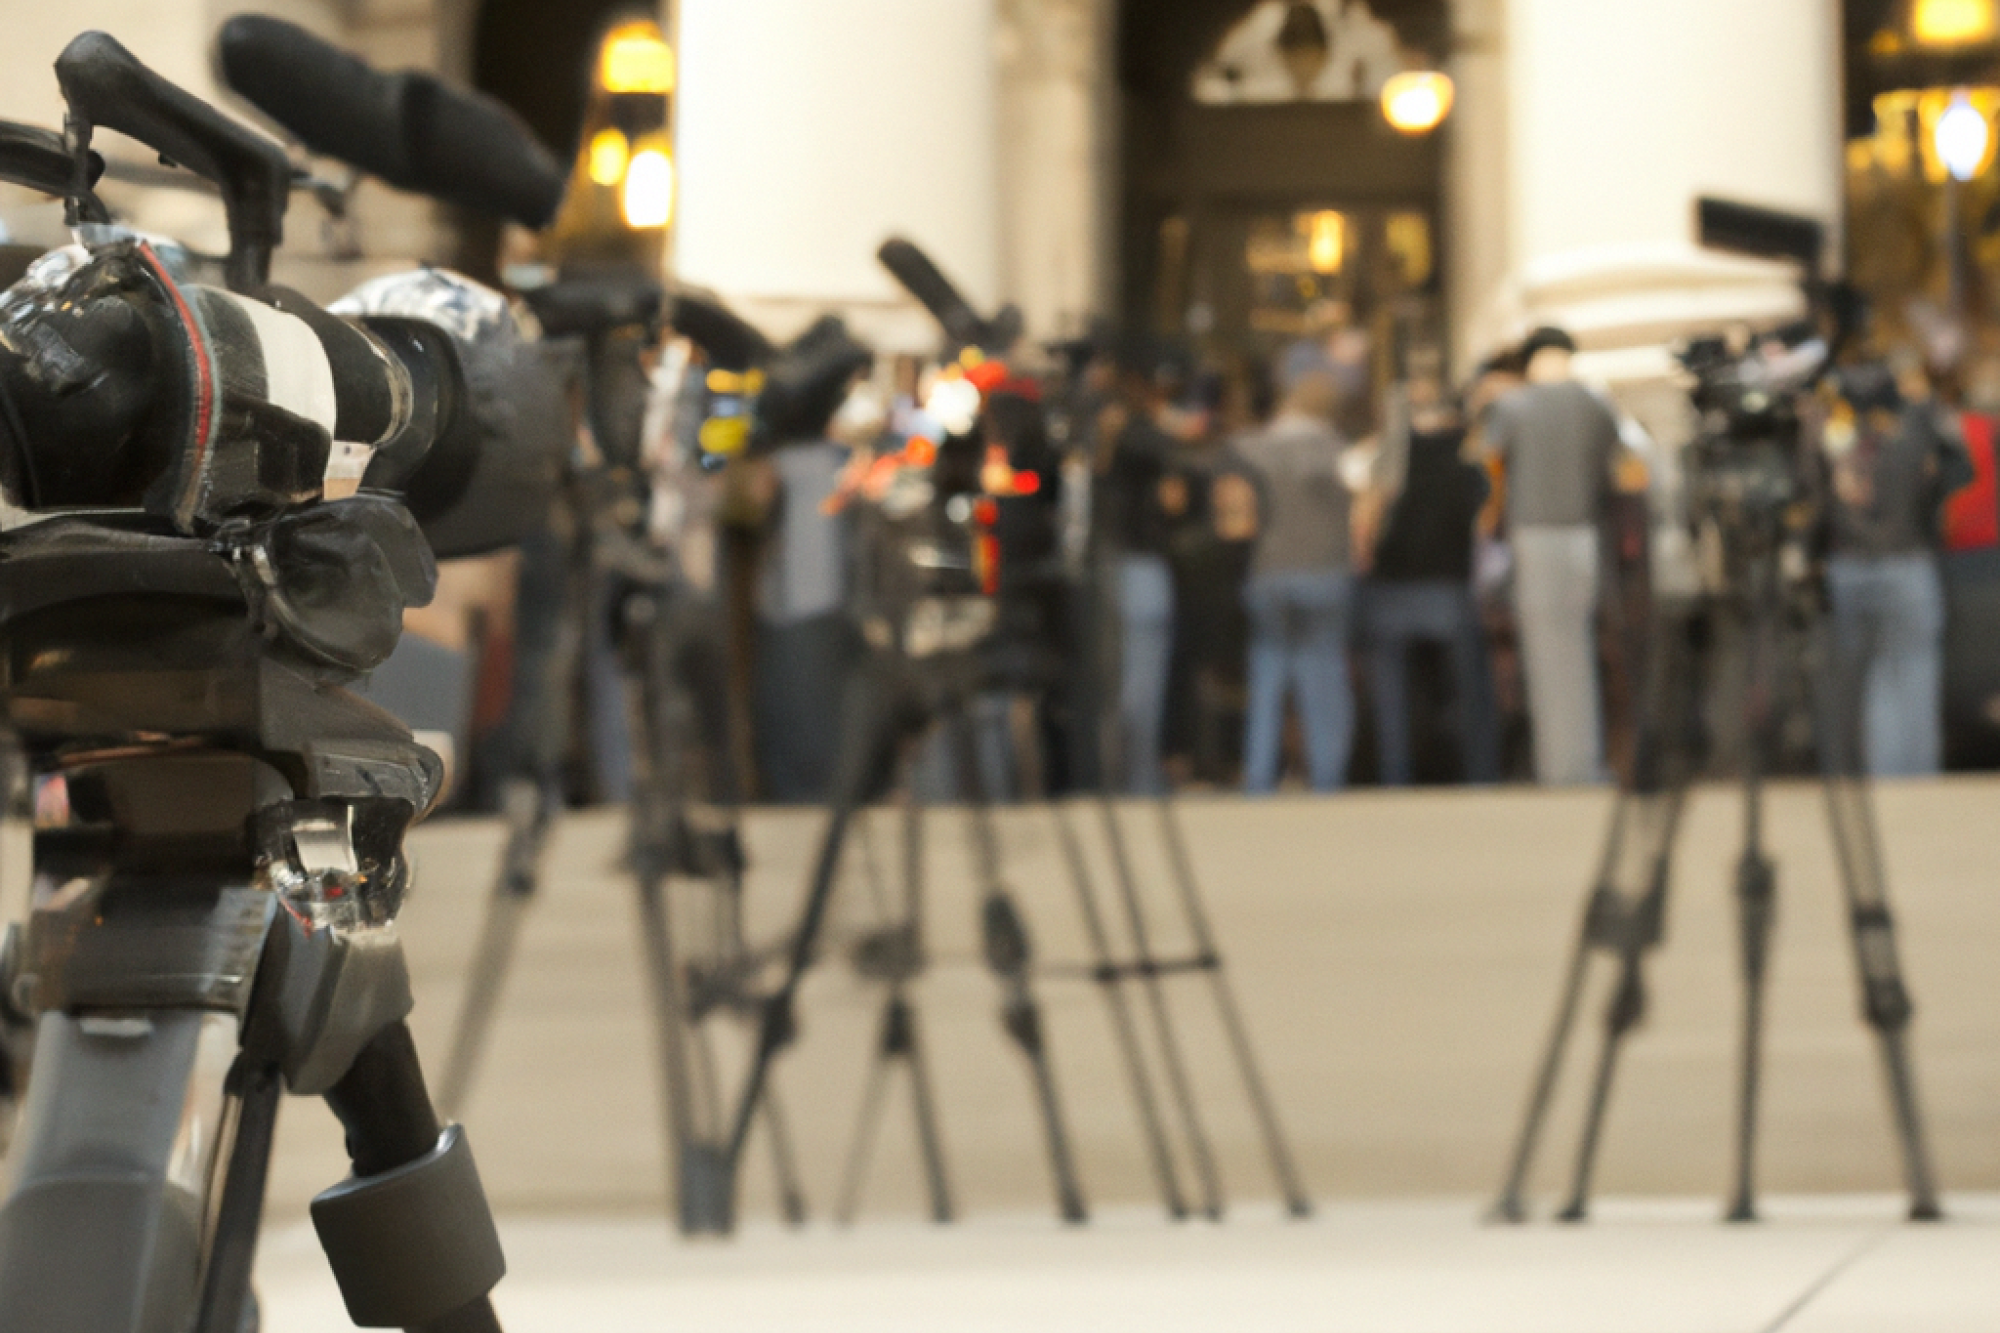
[{"xmin": 253, "ymin": 777, "xmax": 2000, "ymax": 1328}]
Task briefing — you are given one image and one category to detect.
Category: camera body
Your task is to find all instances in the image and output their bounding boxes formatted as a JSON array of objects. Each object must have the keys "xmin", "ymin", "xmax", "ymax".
[
  {"xmin": 1678, "ymin": 334, "xmax": 1821, "ymax": 596},
  {"xmin": 849, "ymin": 432, "xmax": 996, "ymax": 665}
]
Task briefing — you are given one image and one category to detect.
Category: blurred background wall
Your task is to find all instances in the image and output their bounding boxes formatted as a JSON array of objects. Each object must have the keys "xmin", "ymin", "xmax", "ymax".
[{"xmin": 0, "ymin": 0, "xmax": 1847, "ymax": 371}]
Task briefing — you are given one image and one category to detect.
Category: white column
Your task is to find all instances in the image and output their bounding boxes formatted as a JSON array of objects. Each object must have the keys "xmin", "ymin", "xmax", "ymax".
[
  {"xmin": 674, "ymin": 0, "xmax": 1002, "ymax": 350},
  {"xmin": 1490, "ymin": 0, "xmax": 1842, "ymax": 377},
  {"xmin": 1445, "ymin": 0, "xmax": 1513, "ymax": 378},
  {"xmin": 994, "ymin": 0, "xmax": 1111, "ymax": 341}
]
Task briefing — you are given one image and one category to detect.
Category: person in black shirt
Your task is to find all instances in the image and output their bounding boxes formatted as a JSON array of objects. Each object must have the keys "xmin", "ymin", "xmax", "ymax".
[
  {"xmin": 1095, "ymin": 364, "xmax": 1182, "ymax": 793},
  {"xmin": 1360, "ymin": 381, "xmax": 1501, "ymax": 784}
]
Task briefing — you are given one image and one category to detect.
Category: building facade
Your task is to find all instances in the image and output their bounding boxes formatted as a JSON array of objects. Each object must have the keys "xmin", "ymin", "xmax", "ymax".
[{"xmin": 0, "ymin": 0, "xmax": 1852, "ymax": 383}]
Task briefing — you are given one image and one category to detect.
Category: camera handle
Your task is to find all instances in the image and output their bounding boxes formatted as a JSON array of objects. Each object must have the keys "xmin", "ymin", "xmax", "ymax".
[
  {"xmin": 0, "ymin": 120, "xmax": 107, "ymax": 222},
  {"xmin": 55, "ymin": 31, "xmax": 293, "ymax": 292}
]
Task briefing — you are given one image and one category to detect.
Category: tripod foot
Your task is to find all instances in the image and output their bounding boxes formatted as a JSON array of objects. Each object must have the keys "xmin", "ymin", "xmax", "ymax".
[
  {"xmin": 677, "ymin": 1144, "xmax": 736, "ymax": 1236},
  {"xmin": 1908, "ymin": 1198, "xmax": 1944, "ymax": 1222},
  {"xmin": 1284, "ymin": 1196, "xmax": 1312, "ymax": 1220},
  {"xmin": 1724, "ymin": 1200, "xmax": 1758, "ymax": 1224},
  {"xmin": 1486, "ymin": 1195, "xmax": 1528, "ymax": 1225},
  {"xmin": 1555, "ymin": 1201, "xmax": 1589, "ymax": 1224}
]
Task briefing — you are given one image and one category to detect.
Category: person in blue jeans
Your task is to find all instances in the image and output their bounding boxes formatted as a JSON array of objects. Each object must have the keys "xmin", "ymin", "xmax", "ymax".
[
  {"xmin": 1231, "ymin": 372, "xmax": 1356, "ymax": 792},
  {"xmin": 1821, "ymin": 362, "xmax": 1971, "ymax": 777},
  {"xmin": 1096, "ymin": 371, "xmax": 1182, "ymax": 793}
]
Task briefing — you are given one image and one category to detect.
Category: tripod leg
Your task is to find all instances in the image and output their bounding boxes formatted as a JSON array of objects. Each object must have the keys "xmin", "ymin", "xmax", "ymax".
[
  {"xmin": 1553, "ymin": 793, "xmax": 1688, "ymax": 1223},
  {"xmin": 1155, "ymin": 800, "xmax": 1310, "ymax": 1217},
  {"xmin": 834, "ymin": 1038, "xmax": 896, "ymax": 1225},
  {"xmin": 192, "ymin": 1061, "xmax": 283, "ymax": 1333},
  {"xmin": 955, "ymin": 716, "xmax": 1087, "ymax": 1222},
  {"xmin": 436, "ymin": 778, "xmax": 549, "ymax": 1119},
  {"xmin": 1820, "ymin": 774, "xmax": 1944, "ymax": 1220},
  {"xmin": 759, "ymin": 1085, "xmax": 810, "ymax": 1225},
  {"xmin": 1050, "ymin": 802, "xmax": 1187, "ymax": 1219},
  {"xmin": 1556, "ymin": 943, "xmax": 1649, "ymax": 1223},
  {"xmin": 1492, "ymin": 921, "xmax": 1594, "ymax": 1223},
  {"xmin": 1727, "ymin": 836, "xmax": 1775, "ymax": 1222},
  {"xmin": 319, "ymin": 1022, "xmax": 503, "ymax": 1333},
  {"xmin": 722, "ymin": 656, "xmax": 906, "ymax": 1189},
  {"xmin": 633, "ymin": 866, "xmax": 711, "ymax": 1232},
  {"xmin": 900, "ymin": 999, "xmax": 956, "ymax": 1224},
  {"xmin": 1096, "ymin": 796, "xmax": 1223, "ymax": 1218}
]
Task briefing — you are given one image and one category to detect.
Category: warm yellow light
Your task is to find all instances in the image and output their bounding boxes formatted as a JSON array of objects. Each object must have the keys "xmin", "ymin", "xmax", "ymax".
[
  {"xmin": 1306, "ymin": 210, "xmax": 1345, "ymax": 274},
  {"xmin": 1913, "ymin": 0, "xmax": 1997, "ymax": 47},
  {"xmin": 1381, "ymin": 70, "xmax": 1455, "ymax": 135},
  {"xmin": 600, "ymin": 21, "xmax": 676, "ymax": 94},
  {"xmin": 587, "ymin": 128, "xmax": 629, "ymax": 186},
  {"xmin": 622, "ymin": 147, "xmax": 675, "ymax": 228},
  {"xmin": 1869, "ymin": 86, "xmax": 2000, "ymax": 182}
]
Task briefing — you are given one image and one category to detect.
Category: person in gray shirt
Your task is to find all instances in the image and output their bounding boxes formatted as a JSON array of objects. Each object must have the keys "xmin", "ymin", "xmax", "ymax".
[
  {"xmin": 1484, "ymin": 327, "xmax": 1624, "ymax": 784},
  {"xmin": 1230, "ymin": 371, "xmax": 1357, "ymax": 792},
  {"xmin": 750, "ymin": 439, "xmax": 858, "ymax": 800}
]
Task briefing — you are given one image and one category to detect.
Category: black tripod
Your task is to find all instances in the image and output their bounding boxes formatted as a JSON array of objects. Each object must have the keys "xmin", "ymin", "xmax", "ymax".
[
  {"xmin": 831, "ymin": 771, "xmax": 973, "ymax": 1224},
  {"xmin": 1492, "ymin": 536, "xmax": 1943, "ymax": 1224},
  {"xmin": 1047, "ymin": 791, "xmax": 1314, "ymax": 1221},
  {"xmin": 689, "ymin": 641, "xmax": 1090, "ymax": 1230},
  {"xmin": 435, "ymin": 466, "xmax": 808, "ymax": 1230},
  {"xmin": 1028, "ymin": 542, "xmax": 1310, "ymax": 1222}
]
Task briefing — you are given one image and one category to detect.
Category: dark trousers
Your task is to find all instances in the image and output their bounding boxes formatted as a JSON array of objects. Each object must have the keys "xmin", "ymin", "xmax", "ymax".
[
  {"xmin": 754, "ymin": 613, "xmax": 861, "ymax": 802},
  {"xmin": 1362, "ymin": 579, "xmax": 1501, "ymax": 785}
]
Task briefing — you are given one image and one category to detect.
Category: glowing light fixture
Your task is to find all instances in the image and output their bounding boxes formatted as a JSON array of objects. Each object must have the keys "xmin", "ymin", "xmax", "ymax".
[
  {"xmin": 1913, "ymin": 0, "xmax": 1997, "ymax": 46},
  {"xmin": 586, "ymin": 128, "xmax": 629, "ymax": 186},
  {"xmin": 600, "ymin": 21, "xmax": 676, "ymax": 94},
  {"xmin": 621, "ymin": 146, "xmax": 675, "ymax": 228},
  {"xmin": 1306, "ymin": 210, "xmax": 1346, "ymax": 274},
  {"xmin": 1381, "ymin": 70, "xmax": 1455, "ymax": 135},
  {"xmin": 1936, "ymin": 89, "xmax": 1992, "ymax": 179}
]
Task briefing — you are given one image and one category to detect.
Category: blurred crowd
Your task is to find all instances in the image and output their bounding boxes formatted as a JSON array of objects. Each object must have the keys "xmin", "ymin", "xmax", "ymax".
[{"xmin": 435, "ymin": 293, "xmax": 1983, "ymax": 809}]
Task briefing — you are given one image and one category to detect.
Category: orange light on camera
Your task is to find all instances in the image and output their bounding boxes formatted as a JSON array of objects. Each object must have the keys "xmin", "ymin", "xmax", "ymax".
[{"xmin": 976, "ymin": 532, "xmax": 1000, "ymax": 595}]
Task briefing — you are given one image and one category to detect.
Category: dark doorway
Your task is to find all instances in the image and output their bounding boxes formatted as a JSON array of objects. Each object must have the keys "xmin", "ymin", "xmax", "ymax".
[
  {"xmin": 1116, "ymin": 0, "xmax": 1449, "ymax": 388},
  {"xmin": 458, "ymin": 0, "xmax": 654, "ymax": 275}
]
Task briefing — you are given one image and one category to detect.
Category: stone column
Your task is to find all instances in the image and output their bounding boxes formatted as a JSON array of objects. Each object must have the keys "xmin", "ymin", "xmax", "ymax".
[
  {"xmin": 1491, "ymin": 0, "xmax": 1843, "ymax": 376},
  {"xmin": 1444, "ymin": 0, "xmax": 1513, "ymax": 378},
  {"xmin": 674, "ymin": 0, "xmax": 1003, "ymax": 349},
  {"xmin": 994, "ymin": 0, "xmax": 1113, "ymax": 341}
]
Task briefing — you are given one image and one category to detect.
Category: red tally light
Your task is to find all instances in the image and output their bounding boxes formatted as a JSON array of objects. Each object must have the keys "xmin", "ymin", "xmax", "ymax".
[
  {"xmin": 966, "ymin": 360, "xmax": 1009, "ymax": 394},
  {"xmin": 973, "ymin": 497, "xmax": 999, "ymax": 527},
  {"xmin": 977, "ymin": 532, "xmax": 1000, "ymax": 595},
  {"xmin": 1011, "ymin": 470, "xmax": 1041, "ymax": 495},
  {"xmin": 905, "ymin": 436, "xmax": 938, "ymax": 467}
]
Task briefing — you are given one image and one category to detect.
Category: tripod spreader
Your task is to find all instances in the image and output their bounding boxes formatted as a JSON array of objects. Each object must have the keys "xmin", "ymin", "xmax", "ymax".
[{"xmin": 1086, "ymin": 955, "xmax": 1220, "ymax": 983}]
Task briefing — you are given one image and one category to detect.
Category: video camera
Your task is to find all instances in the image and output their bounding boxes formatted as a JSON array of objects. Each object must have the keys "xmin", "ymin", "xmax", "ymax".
[
  {"xmin": 1678, "ymin": 199, "xmax": 1839, "ymax": 584},
  {"xmin": 0, "ymin": 27, "xmax": 569, "ymax": 673}
]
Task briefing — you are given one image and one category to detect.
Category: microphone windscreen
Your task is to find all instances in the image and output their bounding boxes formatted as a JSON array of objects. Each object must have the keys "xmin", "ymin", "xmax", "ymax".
[
  {"xmin": 876, "ymin": 238, "xmax": 986, "ymax": 349},
  {"xmin": 669, "ymin": 291, "xmax": 773, "ymax": 372},
  {"xmin": 218, "ymin": 14, "xmax": 565, "ymax": 228}
]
